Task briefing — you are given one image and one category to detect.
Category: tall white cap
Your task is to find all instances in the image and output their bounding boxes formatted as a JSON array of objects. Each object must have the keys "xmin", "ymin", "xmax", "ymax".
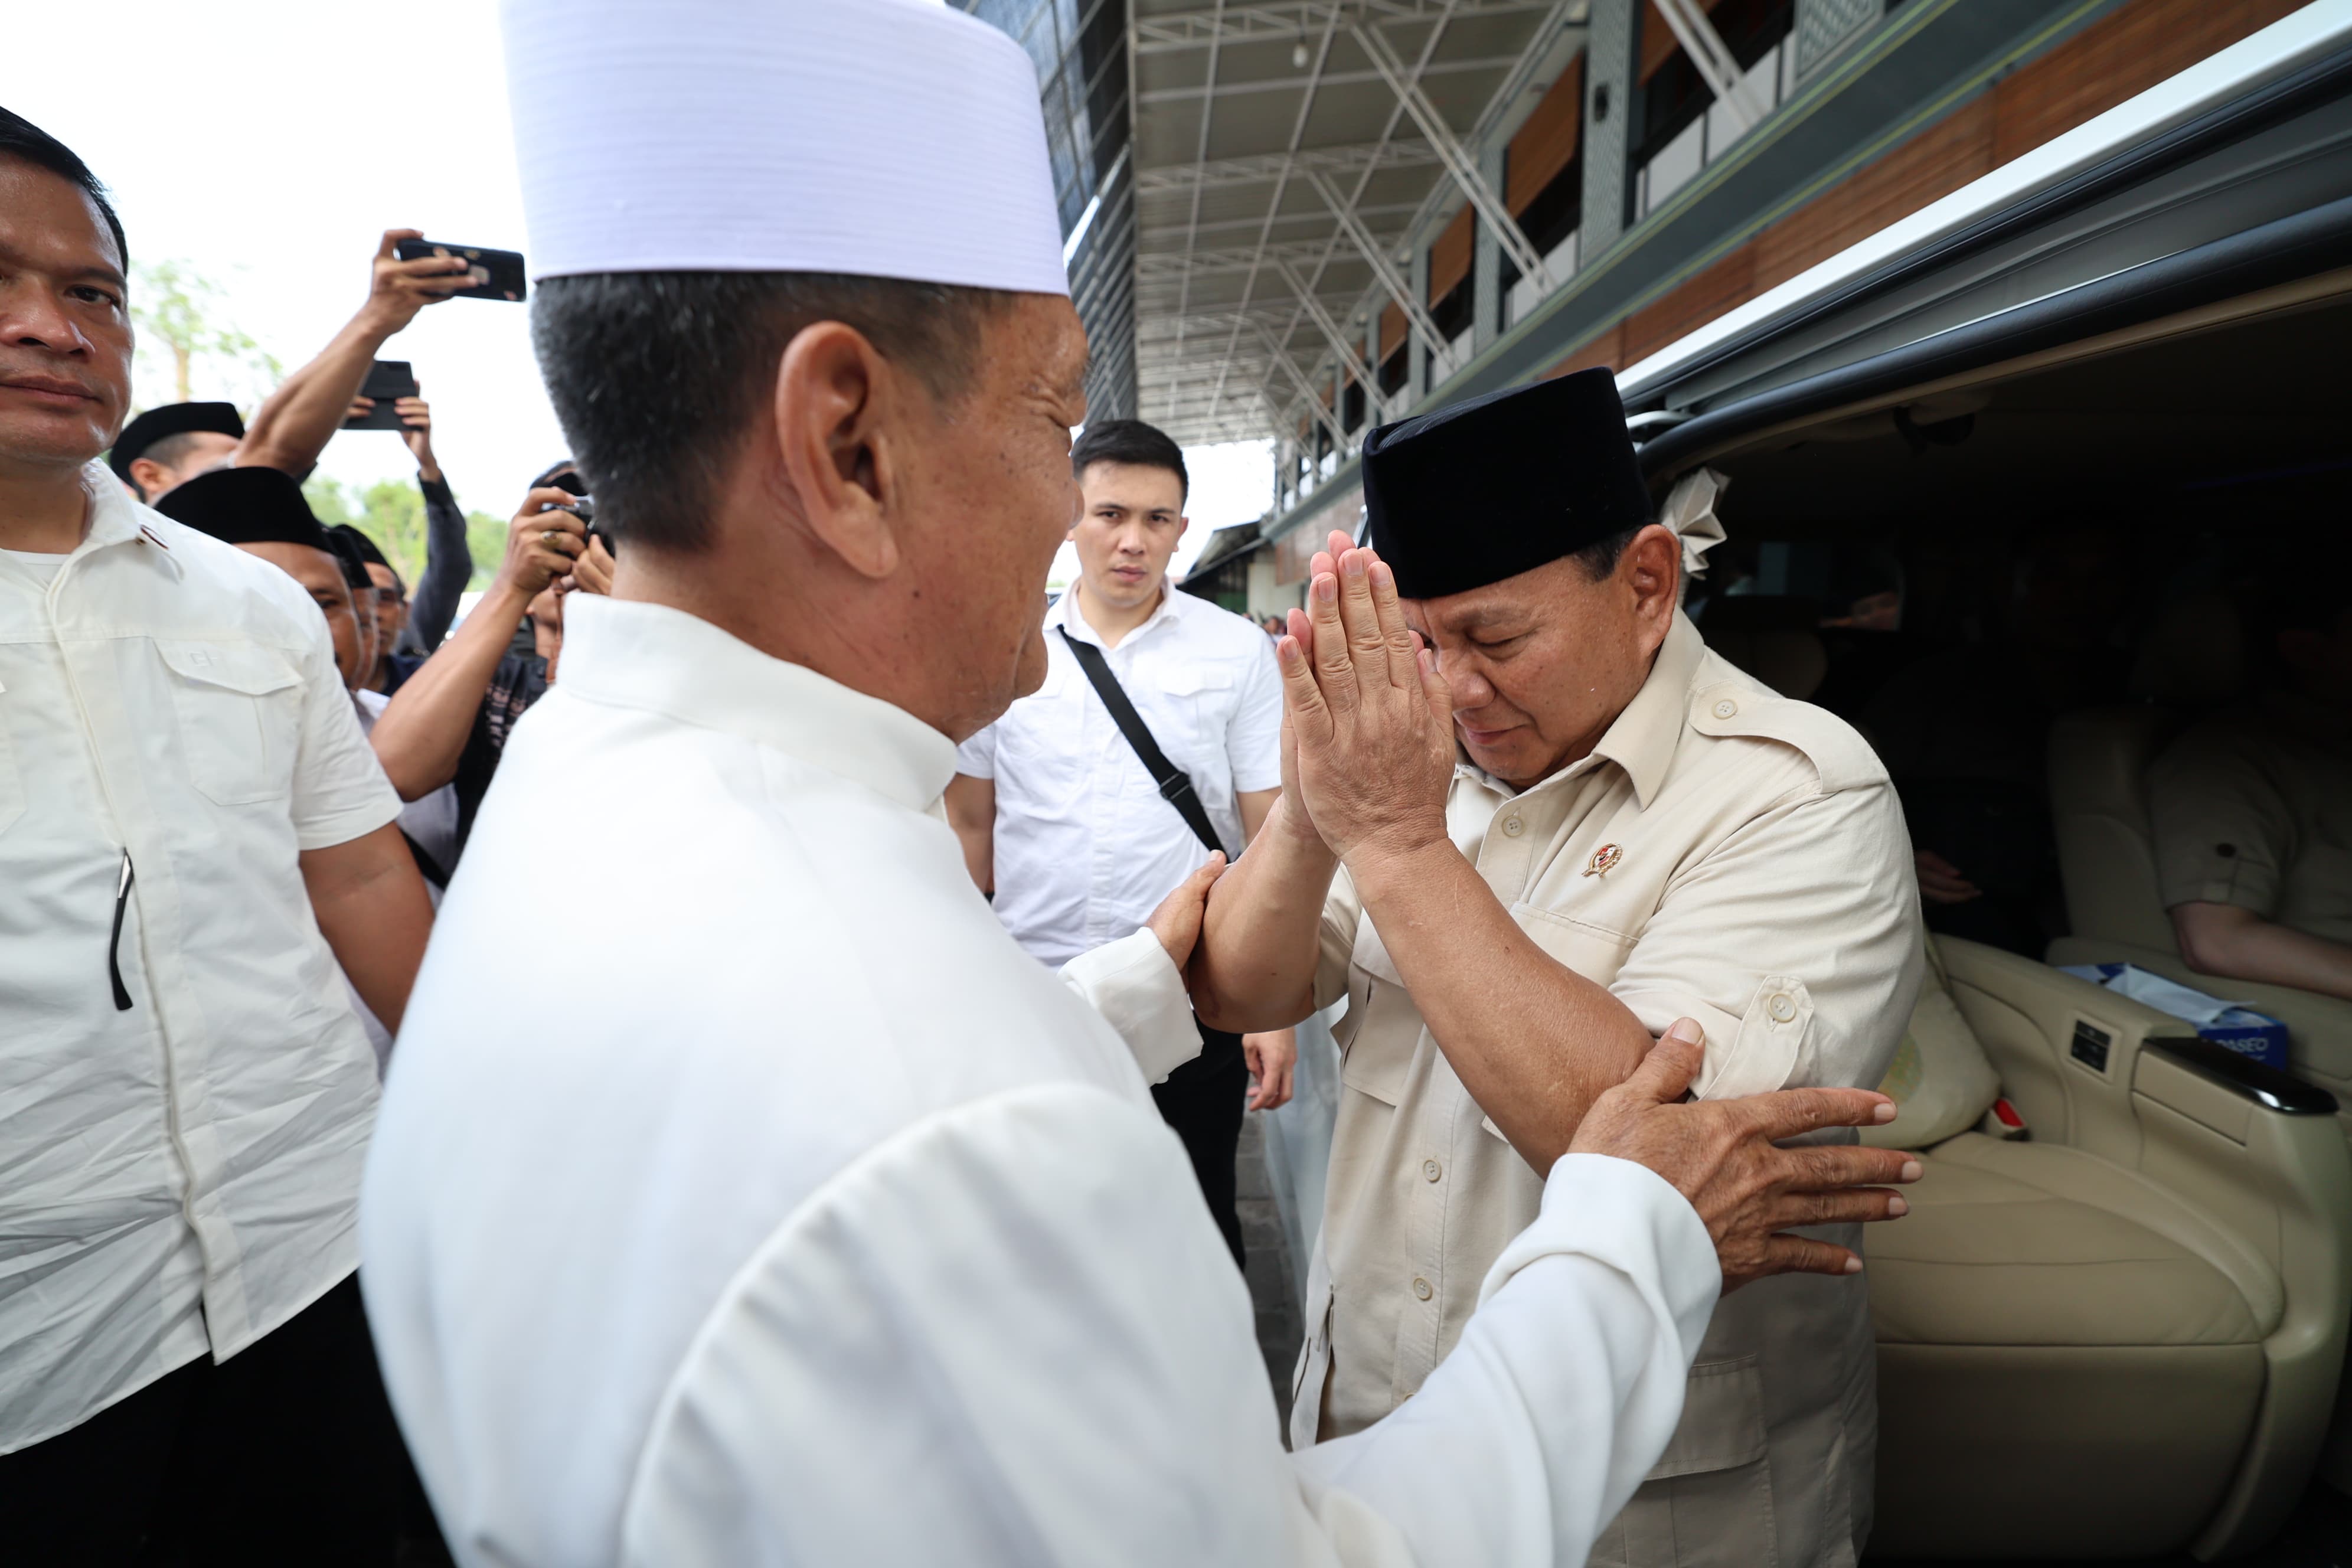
[{"xmin": 499, "ymin": 0, "xmax": 1070, "ymax": 297}]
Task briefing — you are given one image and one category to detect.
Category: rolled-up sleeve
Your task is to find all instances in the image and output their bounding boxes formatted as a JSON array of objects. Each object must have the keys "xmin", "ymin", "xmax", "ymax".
[
  {"xmin": 1609, "ymin": 782, "xmax": 1922, "ymax": 1101},
  {"xmin": 956, "ymin": 721, "xmax": 999, "ymax": 782},
  {"xmin": 2150, "ymin": 730, "xmax": 2291, "ymax": 919}
]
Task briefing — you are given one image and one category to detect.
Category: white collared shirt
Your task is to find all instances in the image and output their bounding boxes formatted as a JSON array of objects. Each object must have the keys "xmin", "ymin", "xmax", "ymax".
[
  {"xmin": 959, "ymin": 584, "xmax": 1282, "ymax": 966},
  {"xmin": 362, "ymin": 593, "xmax": 1720, "ymax": 1567},
  {"xmin": 0, "ymin": 463, "xmax": 400, "ymax": 1452}
]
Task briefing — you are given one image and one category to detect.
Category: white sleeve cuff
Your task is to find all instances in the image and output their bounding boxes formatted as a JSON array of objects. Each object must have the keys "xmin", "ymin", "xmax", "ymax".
[{"xmin": 1059, "ymin": 929, "xmax": 1203, "ymax": 1085}]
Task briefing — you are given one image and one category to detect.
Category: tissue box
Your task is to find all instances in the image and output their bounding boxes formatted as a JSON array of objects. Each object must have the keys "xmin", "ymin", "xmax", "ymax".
[{"xmin": 2057, "ymin": 962, "xmax": 2292, "ymax": 1071}]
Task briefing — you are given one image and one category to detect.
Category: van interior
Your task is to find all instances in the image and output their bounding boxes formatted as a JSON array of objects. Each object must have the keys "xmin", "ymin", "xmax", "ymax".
[{"xmin": 1681, "ymin": 278, "xmax": 2352, "ymax": 1565}]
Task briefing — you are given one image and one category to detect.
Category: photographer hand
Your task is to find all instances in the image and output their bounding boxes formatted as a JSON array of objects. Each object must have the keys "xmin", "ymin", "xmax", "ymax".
[
  {"xmin": 396, "ymin": 393, "xmax": 440, "ymax": 482},
  {"xmin": 502, "ymin": 487, "xmax": 586, "ymax": 599},
  {"xmin": 568, "ymin": 533, "xmax": 617, "ymax": 596},
  {"xmin": 362, "ymin": 228, "xmax": 472, "ymax": 335}
]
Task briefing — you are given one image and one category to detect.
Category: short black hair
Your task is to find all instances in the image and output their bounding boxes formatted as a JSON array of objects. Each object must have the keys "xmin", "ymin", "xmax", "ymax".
[
  {"xmin": 531, "ymin": 272, "xmax": 1008, "ymax": 554},
  {"xmin": 1568, "ymin": 524, "xmax": 1644, "ymax": 581},
  {"xmin": 0, "ymin": 108, "xmax": 126, "ymax": 269},
  {"xmin": 1072, "ymin": 419, "xmax": 1187, "ymax": 501},
  {"xmin": 132, "ymin": 430, "xmax": 220, "ymax": 494}
]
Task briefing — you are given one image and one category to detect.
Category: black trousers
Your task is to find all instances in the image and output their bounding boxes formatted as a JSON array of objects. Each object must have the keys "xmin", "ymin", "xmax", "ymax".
[
  {"xmin": 0, "ymin": 1273, "xmax": 445, "ymax": 1566},
  {"xmin": 1154, "ymin": 1025, "xmax": 1250, "ymax": 1269}
]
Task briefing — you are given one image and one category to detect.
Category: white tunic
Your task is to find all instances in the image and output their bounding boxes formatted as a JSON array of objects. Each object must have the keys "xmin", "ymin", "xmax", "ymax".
[{"xmin": 360, "ymin": 594, "xmax": 1723, "ymax": 1567}]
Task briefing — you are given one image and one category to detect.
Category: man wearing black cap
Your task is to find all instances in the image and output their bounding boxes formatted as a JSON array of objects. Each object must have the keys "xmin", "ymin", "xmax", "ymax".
[
  {"xmin": 0, "ymin": 109, "xmax": 436, "ymax": 1562},
  {"xmin": 1193, "ymin": 368, "xmax": 1924, "ymax": 1567},
  {"xmin": 109, "ymin": 398, "xmax": 244, "ymax": 501}
]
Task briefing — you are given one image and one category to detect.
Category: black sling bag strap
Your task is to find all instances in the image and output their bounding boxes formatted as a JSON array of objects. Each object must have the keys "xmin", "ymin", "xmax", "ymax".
[{"xmin": 1056, "ymin": 625, "xmax": 1229, "ymax": 859}]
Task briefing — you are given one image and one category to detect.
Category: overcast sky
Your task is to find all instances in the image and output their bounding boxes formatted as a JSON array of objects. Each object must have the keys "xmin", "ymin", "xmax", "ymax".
[{"xmin": 13, "ymin": 0, "xmax": 1269, "ymax": 583}]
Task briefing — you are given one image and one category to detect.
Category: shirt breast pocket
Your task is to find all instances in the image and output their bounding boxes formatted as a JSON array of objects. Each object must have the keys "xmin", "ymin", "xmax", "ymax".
[
  {"xmin": 155, "ymin": 640, "xmax": 304, "ymax": 806},
  {"xmin": 1157, "ymin": 662, "xmax": 1233, "ymax": 748}
]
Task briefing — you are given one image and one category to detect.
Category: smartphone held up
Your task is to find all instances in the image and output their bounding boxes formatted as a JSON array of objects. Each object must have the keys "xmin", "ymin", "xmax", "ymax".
[{"xmin": 394, "ymin": 239, "xmax": 527, "ymax": 303}]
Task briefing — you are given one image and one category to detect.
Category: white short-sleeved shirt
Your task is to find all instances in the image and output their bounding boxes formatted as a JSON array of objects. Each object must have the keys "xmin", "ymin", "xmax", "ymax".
[
  {"xmin": 958, "ymin": 584, "xmax": 1282, "ymax": 966},
  {"xmin": 0, "ymin": 463, "xmax": 401, "ymax": 1452}
]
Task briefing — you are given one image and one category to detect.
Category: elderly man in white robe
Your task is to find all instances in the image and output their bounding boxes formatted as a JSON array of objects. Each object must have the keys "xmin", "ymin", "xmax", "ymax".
[{"xmin": 357, "ymin": 2, "xmax": 1922, "ymax": 1564}]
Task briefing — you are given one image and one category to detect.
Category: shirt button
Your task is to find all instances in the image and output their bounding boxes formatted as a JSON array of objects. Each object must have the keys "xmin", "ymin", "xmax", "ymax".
[
  {"xmin": 1714, "ymin": 698, "xmax": 1739, "ymax": 719},
  {"xmin": 1768, "ymin": 992, "xmax": 1798, "ymax": 1023},
  {"xmin": 1423, "ymin": 1158, "xmax": 1442, "ymax": 1182},
  {"xmin": 1501, "ymin": 816, "xmax": 1524, "ymax": 837},
  {"xmin": 1412, "ymin": 1276, "xmax": 1434, "ymax": 1301}
]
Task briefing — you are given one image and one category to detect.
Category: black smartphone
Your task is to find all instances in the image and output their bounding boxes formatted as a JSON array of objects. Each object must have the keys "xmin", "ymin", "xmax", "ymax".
[
  {"xmin": 393, "ymin": 239, "xmax": 527, "ymax": 302},
  {"xmin": 344, "ymin": 360, "xmax": 419, "ymax": 430}
]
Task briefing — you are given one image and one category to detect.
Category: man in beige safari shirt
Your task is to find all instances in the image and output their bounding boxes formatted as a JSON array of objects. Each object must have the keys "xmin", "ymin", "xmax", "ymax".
[{"xmin": 1194, "ymin": 371, "xmax": 1923, "ymax": 1567}]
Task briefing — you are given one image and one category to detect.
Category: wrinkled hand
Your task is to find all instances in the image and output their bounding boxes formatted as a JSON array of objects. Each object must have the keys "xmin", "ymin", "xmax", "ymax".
[
  {"xmin": 1276, "ymin": 528, "xmax": 1455, "ymax": 864},
  {"xmin": 1244, "ymin": 1028, "xmax": 1296, "ymax": 1111},
  {"xmin": 502, "ymin": 486, "xmax": 586, "ymax": 599},
  {"xmin": 1146, "ymin": 853, "xmax": 1226, "ymax": 972},
  {"xmin": 361, "ymin": 228, "xmax": 472, "ymax": 334},
  {"xmin": 1572, "ymin": 1020, "xmax": 1920, "ymax": 1292},
  {"xmin": 1914, "ymin": 849, "xmax": 1981, "ymax": 905}
]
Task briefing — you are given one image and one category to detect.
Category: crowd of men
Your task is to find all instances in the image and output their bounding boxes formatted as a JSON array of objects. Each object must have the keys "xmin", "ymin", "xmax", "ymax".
[{"xmin": 2, "ymin": 0, "xmax": 2344, "ymax": 1563}]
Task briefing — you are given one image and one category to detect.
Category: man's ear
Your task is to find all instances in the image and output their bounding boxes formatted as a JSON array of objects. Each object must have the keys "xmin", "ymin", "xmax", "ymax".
[
  {"xmin": 1621, "ymin": 522, "xmax": 1682, "ymax": 623},
  {"xmin": 126, "ymin": 456, "xmax": 166, "ymax": 499},
  {"xmin": 770, "ymin": 320, "xmax": 910, "ymax": 582}
]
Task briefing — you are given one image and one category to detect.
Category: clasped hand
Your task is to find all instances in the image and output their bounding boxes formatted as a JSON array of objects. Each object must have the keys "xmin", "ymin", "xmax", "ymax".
[{"xmin": 1275, "ymin": 529, "xmax": 1456, "ymax": 866}]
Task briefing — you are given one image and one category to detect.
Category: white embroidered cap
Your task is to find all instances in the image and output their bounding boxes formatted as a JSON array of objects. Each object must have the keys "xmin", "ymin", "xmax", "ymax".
[{"xmin": 499, "ymin": 0, "xmax": 1070, "ymax": 297}]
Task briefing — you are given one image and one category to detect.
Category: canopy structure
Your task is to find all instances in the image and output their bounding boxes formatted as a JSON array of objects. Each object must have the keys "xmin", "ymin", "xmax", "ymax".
[{"xmin": 1125, "ymin": 0, "xmax": 1587, "ymax": 445}]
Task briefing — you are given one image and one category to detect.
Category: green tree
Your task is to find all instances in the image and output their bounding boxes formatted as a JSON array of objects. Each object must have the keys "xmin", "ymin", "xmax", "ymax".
[
  {"xmin": 132, "ymin": 260, "xmax": 280, "ymax": 407},
  {"xmin": 305, "ymin": 475, "xmax": 512, "ymax": 593}
]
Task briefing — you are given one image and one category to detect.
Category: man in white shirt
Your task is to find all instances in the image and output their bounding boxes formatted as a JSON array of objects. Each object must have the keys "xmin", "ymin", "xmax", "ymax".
[
  {"xmin": 362, "ymin": 5, "xmax": 1917, "ymax": 1563},
  {"xmin": 0, "ymin": 110, "xmax": 436, "ymax": 1563},
  {"xmin": 949, "ymin": 417, "xmax": 1296, "ymax": 1265}
]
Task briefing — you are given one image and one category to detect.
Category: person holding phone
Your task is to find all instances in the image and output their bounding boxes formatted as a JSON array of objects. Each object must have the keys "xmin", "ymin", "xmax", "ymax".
[
  {"xmin": 231, "ymin": 229, "xmax": 473, "ymax": 481},
  {"xmin": 335, "ymin": 386, "xmax": 473, "ymax": 689},
  {"xmin": 364, "ymin": 466, "xmax": 608, "ymax": 865}
]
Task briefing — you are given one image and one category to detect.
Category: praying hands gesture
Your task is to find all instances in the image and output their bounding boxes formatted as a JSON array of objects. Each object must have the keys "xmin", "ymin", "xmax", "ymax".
[{"xmin": 1275, "ymin": 528, "xmax": 1456, "ymax": 870}]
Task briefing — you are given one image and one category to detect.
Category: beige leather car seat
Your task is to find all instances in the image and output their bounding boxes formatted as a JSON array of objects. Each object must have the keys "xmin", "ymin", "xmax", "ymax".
[
  {"xmin": 1699, "ymin": 597, "xmax": 1829, "ymax": 700},
  {"xmin": 1866, "ymin": 937, "xmax": 2350, "ymax": 1560},
  {"xmin": 2045, "ymin": 594, "xmax": 2352, "ymax": 1123}
]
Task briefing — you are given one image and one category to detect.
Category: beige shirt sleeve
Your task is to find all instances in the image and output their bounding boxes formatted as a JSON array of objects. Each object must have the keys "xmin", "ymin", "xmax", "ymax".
[
  {"xmin": 1609, "ymin": 782, "xmax": 1923, "ymax": 1100},
  {"xmin": 1314, "ymin": 861, "xmax": 1364, "ymax": 1013},
  {"xmin": 2149, "ymin": 727, "xmax": 2292, "ymax": 919}
]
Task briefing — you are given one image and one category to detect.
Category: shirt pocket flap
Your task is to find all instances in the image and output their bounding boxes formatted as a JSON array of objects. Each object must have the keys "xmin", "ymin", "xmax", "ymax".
[
  {"xmin": 1340, "ymin": 910, "xmax": 1415, "ymax": 1109},
  {"xmin": 1645, "ymin": 1355, "xmax": 1769, "ymax": 1479},
  {"xmin": 1351, "ymin": 907, "xmax": 1404, "ymax": 986},
  {"xmin": 1159, "ymin": 664, "xmax": 1233, "ymax": 697},
  {"xmin": 156, "ymin": 639, "xmax": 302, "ymax": 697}
]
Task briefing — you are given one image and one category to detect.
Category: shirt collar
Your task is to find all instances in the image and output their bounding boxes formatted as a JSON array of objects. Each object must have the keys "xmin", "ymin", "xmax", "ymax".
[
  {"xmin": 1053, "ymin": 577, "xmax": 1181, "ymax": 649},
  {"xmin": 77, "ymin": 461, "xmax": 184, "ymax": 576},
  {"xmin": 557, "ymin": 595, "xmax": 962, "ymax": 813},
  {"xmin": 1461, "ymin": 609, "xmax": 1706, "ymax": 811}
]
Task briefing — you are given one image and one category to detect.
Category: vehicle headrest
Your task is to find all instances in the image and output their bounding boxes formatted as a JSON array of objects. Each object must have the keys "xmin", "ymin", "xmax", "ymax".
[{"xmin": 2129, "ymin": 592, "xmax": 2246, "ymax": 706}]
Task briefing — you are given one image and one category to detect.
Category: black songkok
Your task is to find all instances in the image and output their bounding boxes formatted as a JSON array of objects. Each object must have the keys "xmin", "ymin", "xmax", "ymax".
[
  {"xmin": 324, "ymin": 530, "xmax": 373, "ymax": 590},
  {"xmin": 330, "ymin": 523, "xmax": 391, "ymax": 571},
  {"xmin": 154, "ymin": 466, "xmax": 332, "ymax": 554},
  {"xmin": 1361, "ymin": 367, "xmax": 1651, "ymax": 600},
  {"xmin": 108, "ymin": 401, "xmax": 246, "ymax": 482}
]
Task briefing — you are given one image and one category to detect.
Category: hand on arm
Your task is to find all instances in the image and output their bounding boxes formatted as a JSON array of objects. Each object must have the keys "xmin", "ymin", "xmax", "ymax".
[
  {"xmin": 2173, "ymin": 900, "xmax": 2352, "ymax": 1002},
  {"xmin": 300, "ymin": 822, "xmax": 434, "ymax": 1034},
  {"xmin": 236, "ymin": 230, "xmax": 471, "ymax": 477},
  {"xmin": 368, "ymin": 489, "xmax": 582, "ymax": 799},
  {"xmin": 1278, "ymin": 531, "xmax": 1653, "ymax": 1174}
]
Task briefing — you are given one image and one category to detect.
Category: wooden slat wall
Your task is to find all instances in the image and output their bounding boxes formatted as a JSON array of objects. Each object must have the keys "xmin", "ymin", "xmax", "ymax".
[
  {"xmin": 1641, "ymin": 0, "xmax": 1730, "ymax": 86},
  {"xmin": 1546, "ymin": 0, "xmax": 2305, "ymax": 381},
  {"xmin": 1429, "ymin": 205, "xmax": 1475, "ymax": 303},
  {"xmin": 1508, "ymin": 55, "xmax": 1586, "ymax": 214}
]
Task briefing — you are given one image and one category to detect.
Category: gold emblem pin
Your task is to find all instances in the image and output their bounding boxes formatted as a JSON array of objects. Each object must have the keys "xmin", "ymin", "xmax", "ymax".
[{"xmin": 1583, "ymin": 842, "xmax": 1622, "ymax": 878}]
